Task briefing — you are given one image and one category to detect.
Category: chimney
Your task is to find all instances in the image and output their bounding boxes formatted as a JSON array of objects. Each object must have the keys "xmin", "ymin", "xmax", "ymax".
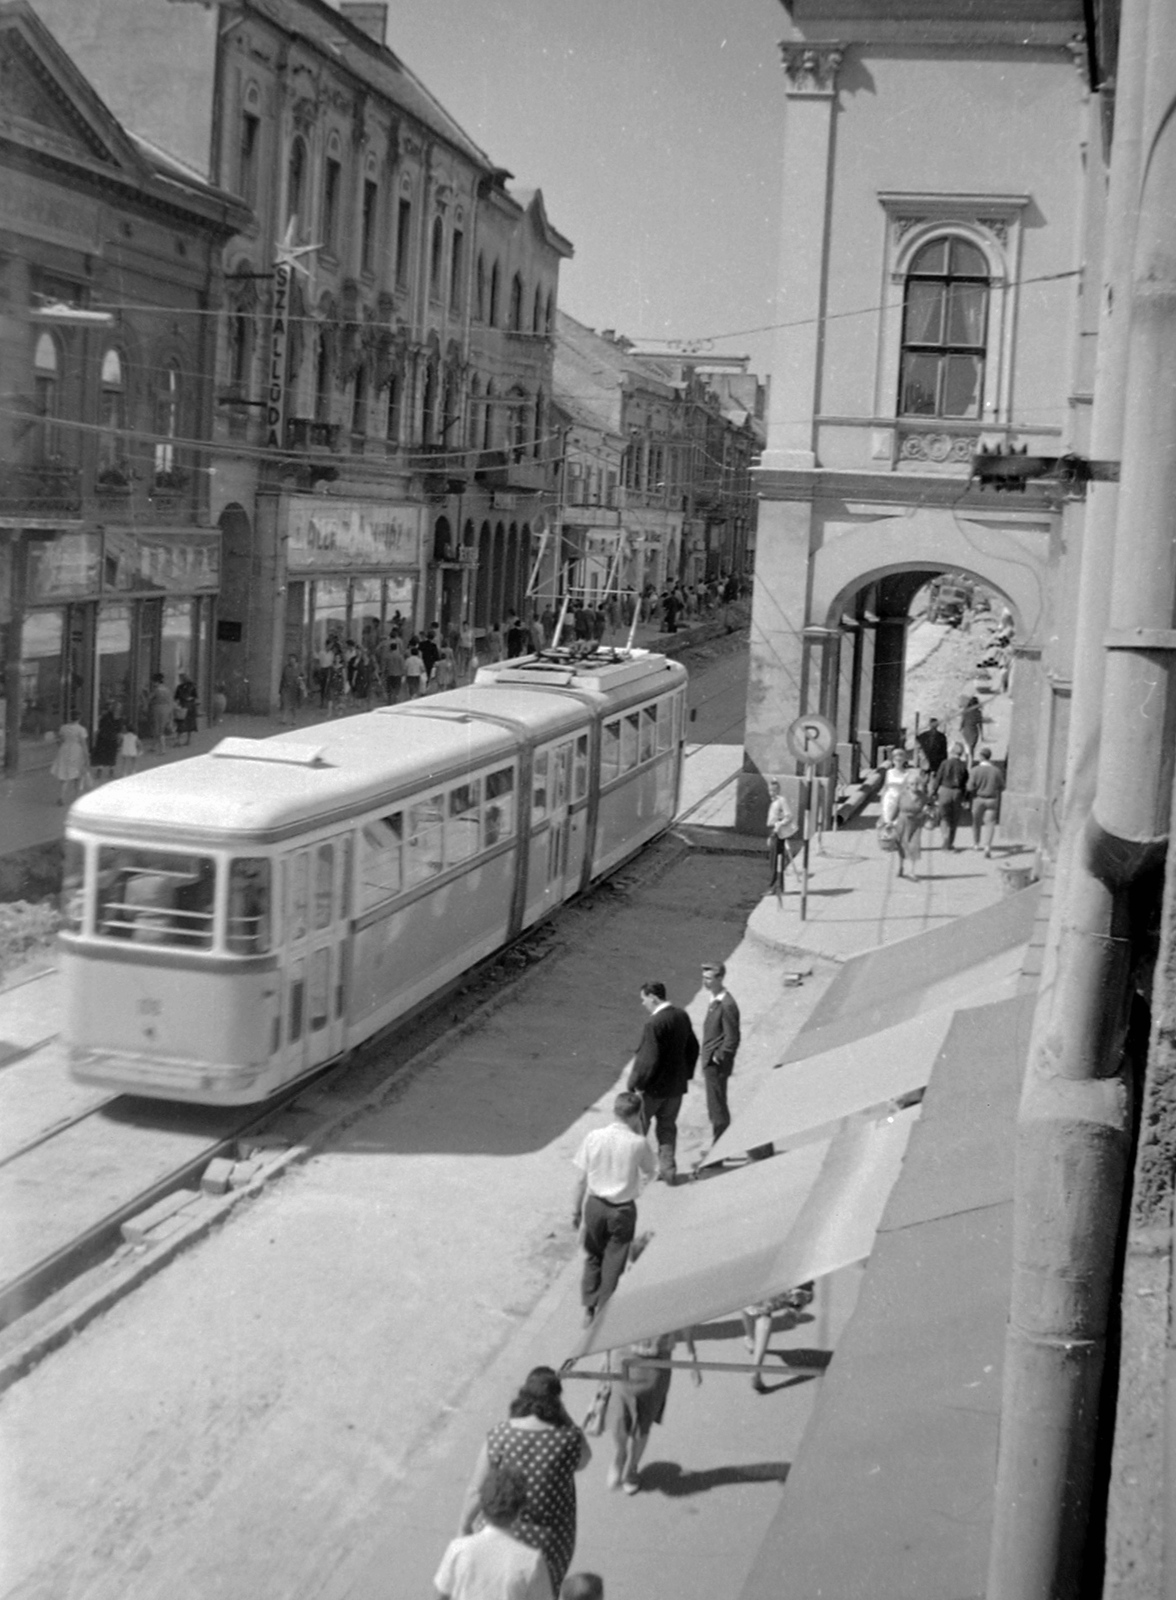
[{"xmin": 340, "ymin": 3, "xmax": 388, "ymax": 43}]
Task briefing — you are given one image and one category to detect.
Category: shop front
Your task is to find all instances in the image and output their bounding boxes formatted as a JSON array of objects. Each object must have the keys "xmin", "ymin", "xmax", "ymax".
[
  {"xmin": 1, "ymin": 525, "xmax": 219, "ymax": 771},
  {"xmin": 283, "ymin": 496, "xmax": 425, "ymax": 669}
]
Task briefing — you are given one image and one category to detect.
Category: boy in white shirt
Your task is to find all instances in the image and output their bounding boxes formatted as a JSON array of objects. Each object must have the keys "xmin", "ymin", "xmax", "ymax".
[{"xmin": 434, "ymin": 1465, "xmax": 553, "ymax": 1600}]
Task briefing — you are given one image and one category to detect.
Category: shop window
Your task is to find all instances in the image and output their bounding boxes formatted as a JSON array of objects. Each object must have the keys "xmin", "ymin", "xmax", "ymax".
[
  {"xmin": 32, "ymin": 331, "xmax": 60, "ymax": 461},
  {"xmin": 622, "ymin": 712, "xmax": 639, "ymax": 770},
  {"xmin": 361, "ymin": 179, "xmax": 379, "ymax": 273},
  {"xmin": 396, "ymin": 198, "xmax": 412, "ymax": 288},
  {"xmin": 98, "ymin": 347, "xmax": 126, "ymax": 478},
  {"xmin": 446, "ymin": 779, "xmax": 482, "ymax": 865},
  {"xmin": 96, "ymin": 847, "xmax": 215, "ymax": 949},
  {"xmin": 286, "ymin": 136, "xmax": 307, "ymax": 235},
  {"xmin": 601, "ymin": 719, "xmax": 621, "ymax": 784},
  {"xmin": 227, "ymin": 858, "xmax": 271, "ymax": 953},
  {"xmin": 898, "ymin": 236, "xmax": 989, "ymax": 419},
  {"xmin": 484, "ymin": 767, "xmax": 515, "ymax": 846},
  {"xmin": 154, "ymin": 361, "xmax": 181, "ymax": 481},
  {"xmin": 360, "ymin": 812, "xmax": 403, "ymax": 908},
  {"xmin": 532, "ymin": 751, "xmax": 549, "ymax": 820},
  {"xmin": 405, "ymin": 796, "xmax": 444, "ymax": 887}
]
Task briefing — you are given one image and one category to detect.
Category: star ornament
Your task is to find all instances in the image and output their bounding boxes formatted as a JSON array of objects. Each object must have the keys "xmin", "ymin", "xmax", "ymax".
[{"xmin": 274, "ymin": 217, "xmax": 322, "ymax": 277}]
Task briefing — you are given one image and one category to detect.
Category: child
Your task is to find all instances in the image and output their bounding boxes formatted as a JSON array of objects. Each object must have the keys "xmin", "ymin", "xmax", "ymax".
[
  {"xmin": 116, "ymin": 724, "xmax": 142, "ymax": 778},
  {"xmin": 434, "ymin": 1466, "xmax": 553, "ymax": 1599}
]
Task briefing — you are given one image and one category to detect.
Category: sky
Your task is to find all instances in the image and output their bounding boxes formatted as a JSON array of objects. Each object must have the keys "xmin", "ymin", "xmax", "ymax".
[{"xmin": 374, "ymin": 0, "xmax": 788, "ymax": 378}]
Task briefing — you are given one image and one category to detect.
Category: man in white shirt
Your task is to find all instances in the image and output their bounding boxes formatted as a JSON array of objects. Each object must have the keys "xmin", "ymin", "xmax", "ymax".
[
  {"xmin": 434, "ymin": 1464, "xmax": 553, "ymax": 1599},
  {"xmin": 571, "ymin": 1091, "xmax": 656, "ymax": 1326}
]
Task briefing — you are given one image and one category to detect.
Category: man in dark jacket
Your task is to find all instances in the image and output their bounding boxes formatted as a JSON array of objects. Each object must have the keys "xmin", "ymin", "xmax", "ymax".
[
  {"xmin": 916, "ymin": 717, "xmax": 948, "ymax": 777},
  {"xmin": 699, "ymin": 960, "xmax": 741, "ymax": 1148},
  {"xmin": 627, "ymin": 981, "xmax": 699, "ymax": 1184}
]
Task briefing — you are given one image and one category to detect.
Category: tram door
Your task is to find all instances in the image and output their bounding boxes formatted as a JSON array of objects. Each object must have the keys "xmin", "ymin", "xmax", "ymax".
[{"xmin": 283, "ymin": 838, "xmax": 351, "ymax": 1074}]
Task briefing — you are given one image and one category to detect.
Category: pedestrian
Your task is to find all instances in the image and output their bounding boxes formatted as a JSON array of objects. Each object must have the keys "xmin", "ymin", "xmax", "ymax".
[
  {"xmin": 51, "ymin": 716, "xmax": 90, "ymax": 805},
  {"xmin": 435, "ymin": 1465, "xmax": 554, "ymax": 1600},
  {"xmin": 740, "ymin": 1283, "xmax": 815, "ymax": 1394},
  {"xmin": 488, "ymin": 622, "xmax": 505, "ymax": 663},
  {"xmin": 560, "ymin": 1577, "xmax": 603, "ymax": 1600},
  {"xmin": 571, "ymin": 1091, "xmax": 655, "ymax": 1324},
  {"xmin": 405, "ymin": 639, "xmax": 426, "ymax": 697},
  {"xmin": 211, "ymin": 682, "xmax": 228, "ymax": 724},
  {"xmin": 933, "ymin": 741, "xmax": 970, "ymax": 851},
  {"xmin": 315, "ymin": 642, "xmax": 334, "ymax": 708},
  {"xmin": 881, "ymin": 749, "xmax": 928, "ymax": 881},
  {"xmin": 506, "ymin": 615, "xmax": 528, "ymax": 657},
  {"xmin": 457, "ymin": 1368, "xmax": 589, "ymax": 1596},
  {"xmin": 278, "ymin": 653, "xmax": 303, "ymax": 725},
  {"xmin": 420, "ymin": 627, "xmax": 440, "ymax": 685},
  {"xmin": 435, "ymin": 643, "xmax": 457, "ymax": 690},
  {"xmin": 174, "ymin": 672, "xmax": 199, "ymax": 745},
  {"xmin": 967, "ymin": 745, "xmax": 1005, "ymax": 857},
  {"xmin": 626, "ymin": 981, "xmax": 700, "ymax": 1185},
  {"xmin": 90, "ymin": 707, "xmax": 120, "ymax": 782},
  {"xmin": 916, "ymin": 717, "xmax": 947, "ymax": 776},
  {"xmin": 959, "ymin": 695, "xmax": 985, "ymax": 759},
  {"xmin": 116, "ymin": 723, "xmax": 141, "ymax": 777},
  {"xmin": 698, "ymin": 960, "xmax": 741, "ymax": 1150},
  {"xmin": 607, "ymin": 1326, "xmax": 700, "ymax": 1495},
  {"xmin": 765, "ymin": 779, "xmax": 799, "ymax": 898},
  {"xmin": 384, "ymin": 633, "xmax": 406, "ymax": 702},
  {"xmin": 147, "ymin": 673, "xmax": 173, "ymax": 753}
]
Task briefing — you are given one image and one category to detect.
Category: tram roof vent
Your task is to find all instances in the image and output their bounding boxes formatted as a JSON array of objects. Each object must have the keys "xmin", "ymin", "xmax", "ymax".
[{"xmin": 210, "ymin": 737, "xmax": 329, "ymax": 767}]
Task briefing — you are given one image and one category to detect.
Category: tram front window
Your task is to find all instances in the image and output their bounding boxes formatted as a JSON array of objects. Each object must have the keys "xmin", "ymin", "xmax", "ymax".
[
  {"xmin": 227, "ymin": 857, "xmax": 272, "ymax": 954},
  {"xmin": 96, "ymin": 847, "xmax": 215, "ymax": 949},
  {"xmin": 61, "ymin": 839, "xmax": 85, "ymax": 933}
]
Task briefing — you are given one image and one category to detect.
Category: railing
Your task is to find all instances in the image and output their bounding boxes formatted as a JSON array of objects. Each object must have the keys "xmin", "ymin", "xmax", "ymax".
[{"xmin": 0, "ymin": 462, "xmax": 83, "ymax": 515}]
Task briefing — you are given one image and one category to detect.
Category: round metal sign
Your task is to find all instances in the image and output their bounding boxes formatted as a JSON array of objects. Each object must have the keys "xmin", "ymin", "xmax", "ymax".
[{"xmin": 786, "ymin": 713, "xmax": 836, "ymax": 763}]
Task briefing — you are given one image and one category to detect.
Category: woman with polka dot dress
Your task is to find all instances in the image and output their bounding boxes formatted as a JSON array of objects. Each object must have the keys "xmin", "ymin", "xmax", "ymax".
[{"xmin": 456, "ymin": 1367, "xmax": 590, "ymax": 1592}]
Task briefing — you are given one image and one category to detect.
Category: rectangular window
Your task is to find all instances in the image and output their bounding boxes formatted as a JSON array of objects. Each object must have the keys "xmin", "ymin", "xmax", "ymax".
[
  {"xmin": 96, "ymin": 847, "xmax": 215, "ymax": 949},
  {"xmin": 360, "ymin": 812, "xmax": 403, "ymax": 909},
  {"xmin": 573, "ymin": 734, "xmax": 589, "ymax": 800},
  {"xmin": 622, "ymin": 712, "xmax": 640, "ymax": 771},
  {"xmin": 314, "ymin": 843, "xmax": 334, "ymax": 930},
  {"xmin": 289, "ymin": 956, "xmax": 305, "ymax": 1042},
  {"xmin": 601, "ymin": 720, "xmax": 621, "ymax": 784},
  {"xmin": 532, "ymin": 751, "xmax": 549, "ymax": 821},
  {"xmin": 309, "ymin": 947, "xmax": 330, "ymax": 1031},
  {"xmin": 450, "ymin": 229, "xmax": 464, "ymax": 309},
  {"xmin": 484, "ymin": 767, "xmax": 515, "ymax": 846},
  {"xmin": 640, "ymin": 705, "xmax": 657, "ymax": 763},
  {"xmin": 323, "ymin": 159, "xmax": 342, "ymax": 254},
  {"xmin": 446, "ymin": 779, "xmax": 482, "ymax": 866},
  {"xmin": 404, "ymin": 795, "xmax": 444, "ymax": 888},
  {"xmin": 396, "ymin": 199, "xmax": 412, "ymax": 288},
  {"xmin": 239, "ymin": 113, "xmax": 260, "ymax": 207},
  {"xmin": 361, "ymin": 180, "xmax": 379, "ymax": 273},
  {"xmin": 62, "ymin": 838, "xmax": 85, "ymax": 934},
  {"xmin": 657, "ymin": 698, "xmax": 673, "ymax": 753},
  {"xmin": 289, "ymin": 853, "xmax": 309, "ymax": 942},
  {"xmin": 227, "ymin": 858, "xmax": 272, "ymax": 953}
]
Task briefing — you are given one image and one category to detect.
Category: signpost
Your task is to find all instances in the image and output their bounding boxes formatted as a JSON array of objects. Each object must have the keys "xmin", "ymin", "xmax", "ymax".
[{"xmin": 786, "ymin": 714, "xmax": 836, "ymax": 922}]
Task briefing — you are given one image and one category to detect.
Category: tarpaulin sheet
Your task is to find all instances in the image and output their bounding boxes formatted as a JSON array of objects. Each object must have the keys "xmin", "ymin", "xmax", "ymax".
[{"xmin": 578, "ymin": 1106, "xmax": 919, "ymax": 1357}]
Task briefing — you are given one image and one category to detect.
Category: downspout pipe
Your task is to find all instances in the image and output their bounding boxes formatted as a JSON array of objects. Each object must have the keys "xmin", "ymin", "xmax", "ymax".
[{"xmin": 987, "ymin": 0, "xmax": 1176, "ymax": 1593}]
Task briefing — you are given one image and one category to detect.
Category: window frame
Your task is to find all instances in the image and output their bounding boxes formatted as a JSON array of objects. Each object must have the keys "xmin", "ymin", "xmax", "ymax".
[{"xmin": 897, "ymin": 237, "xmax": 990, "ymax": 421}]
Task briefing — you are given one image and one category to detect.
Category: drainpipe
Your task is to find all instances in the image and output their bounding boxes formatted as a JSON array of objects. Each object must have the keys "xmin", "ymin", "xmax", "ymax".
[{"xmin": 987, "ymin": 1, "xmax": 1176, "ymax": 1593}]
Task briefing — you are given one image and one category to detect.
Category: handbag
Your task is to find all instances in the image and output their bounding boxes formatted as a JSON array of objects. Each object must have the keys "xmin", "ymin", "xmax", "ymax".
[
  {"xmin": 581, "ymin": 1382, "xmax": 611, "ymax": 1436},
  {"xmin": 877, "ymin": 818, "xmax": 899, "ymax": 853}
]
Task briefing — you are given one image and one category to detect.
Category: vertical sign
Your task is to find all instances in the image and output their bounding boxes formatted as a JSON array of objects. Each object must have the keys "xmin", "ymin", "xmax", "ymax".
[{"xmin": 265, "ymin": 261, "xmax": 290, "ymax": 450}]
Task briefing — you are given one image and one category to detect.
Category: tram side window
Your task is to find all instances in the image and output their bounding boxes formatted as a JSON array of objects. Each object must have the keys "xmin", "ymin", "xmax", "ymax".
[
  {"xmin": 227, "ymin": 858, "xmax": 272, "ymax": 954},
  {"xmin": 622, "ymin": 712, "xmax": 640, "ymax": 771},
  {"xmin": 572, "ymin": 734, "xmax": 589, "ymax": 800},
  {"xmin": 290, "ymin": 853, "xmax": 309, "ymax": 941},
  {"xmin": 484, "ymin": 767, "xmax": 515, "ymax": 846},
  {"xmin": 405, "ymin": 795, "xmax": 444, "ymax": 889},
  {"xmin": 96, "ymin": 847, "xmax": 215, "ymax": 949},
  {"xmin": 314, "ymin": 844, "xmax": 334, "ymax": 930},
  {"xmin": 62, "ymin": 839, "xmax": 85, "ymax": 933},
  {"xmin": 657, "ymin": 698, "xmax": 673, "ymax": 753},
  {"xmin": 447, "ymin": 779, "xmax": 482, "ymax": 866},
  {"xmin": 640, "ymin": 705, "xmax": 657, "ymax": 762},
  {"xmin": 360, "ymin": 813, "xmax": 403, "ymax": 909},
  {"xmin": 532, "ymin": 751, "xmax": 549, "ymax": 821},
  {"xmin": 601, "ymin": 720, "xmax": 621, "ymax": 784}
]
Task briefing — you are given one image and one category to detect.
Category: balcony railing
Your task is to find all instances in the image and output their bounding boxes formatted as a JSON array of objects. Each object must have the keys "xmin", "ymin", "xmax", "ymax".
[
  {"xmin": 0, "ymin": 461, "xmax": 83, "ymax": 516},
  {"xmin": 285, "ymin": 417, "xmax": 342, "ymax": 452}
]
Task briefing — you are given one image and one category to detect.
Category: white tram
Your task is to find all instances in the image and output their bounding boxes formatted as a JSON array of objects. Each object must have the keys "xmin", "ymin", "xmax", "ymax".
[{"xmin": 60, "ymin": 648, "xmax": 688, "ymax": 1104}]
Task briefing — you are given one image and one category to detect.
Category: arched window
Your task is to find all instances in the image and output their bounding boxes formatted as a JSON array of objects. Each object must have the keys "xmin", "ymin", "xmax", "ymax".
[
  {"xmin": 898, "ymin": 237, "xmax": 989, "ymax": 418},
  {"xmin": 509, "ymin": 273, "xmax": 524, "ymax": 331},
  {"xmin": 442, "ymin": 368, "xmax": 459, "ymax": 443},
  {"xmin": 482, "ymin": 379, "xmax": 495, "ymax": 450},
  {"xmin": 154, "ymin": 360, "xmax": 181, "ymax": 478},
  {"xmin": 488, "ymin": 261, "xmax": 500, "ymax": 327},
  {"xmin": 532, "ymin": 286, "xmax": 542, "ymax": 334},
  {"xmin": 322, "ymin": 134, "xmax": 343, "ymax": 255},
  {"xmin": 475, "ymin": 253, "xmax": 486, "ymax": 321},
  {"xmin": 450, "ymin": 227, "xmax": 464, "ymax": 311},
  {"xmin": 286, "ymin": 136, "xmax": 307, "ymax": 235},
  {"xmin": 385, "ymin": 372, "xmax": 402, "ymax": 444},
  {"xmin": 99, "ymin": 347, "xmax": 126, "ymax": 473},
  {"xmin": 429, "ymin": 216, "xmax": 444, "ymax": 299},
  {"xmin": 33, "ymin": 331, "xmax": 60, "ymax": 460},
  {"xmin": 533, "ymin": 389, "xmax": 544, "ymax": 458},
  {"xmin": 545, "ymin": 292, "xmax": 554, "ymax": 335},
  {"xmin": 466, "ymin": 375, "xmax": 481, "ymax": 450},
  {"xmin": 239, "ymin": 83, "xmax": 261, "ymax": 207},
  {"xmin": 422, "ymin": 363, "xmax": 437, "ymax": 445}
]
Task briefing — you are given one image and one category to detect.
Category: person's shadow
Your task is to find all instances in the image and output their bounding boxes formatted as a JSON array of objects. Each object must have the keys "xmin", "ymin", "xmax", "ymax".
[{"xmin": 638, "ymin": 1460, "xmax": 791, "ymax": 1497}]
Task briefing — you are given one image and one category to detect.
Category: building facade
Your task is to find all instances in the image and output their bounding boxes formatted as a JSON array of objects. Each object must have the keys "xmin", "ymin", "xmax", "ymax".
[
  {"xmin": 0, "ymin": 1, "xmax": 248, "ymax": 772},
  {"xmin": 741, "ymin": 2, "xmax": 1091, "ymax": 841},
  {"xmin": 33, "ymin": 0, "xmax": 571, "ymax": 712}
]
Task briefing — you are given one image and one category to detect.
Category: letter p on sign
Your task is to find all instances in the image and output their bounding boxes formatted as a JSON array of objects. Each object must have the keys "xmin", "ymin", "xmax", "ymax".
[{"xmin": 786, "ymin": 714, "xmax": 836, "ymax": 763}]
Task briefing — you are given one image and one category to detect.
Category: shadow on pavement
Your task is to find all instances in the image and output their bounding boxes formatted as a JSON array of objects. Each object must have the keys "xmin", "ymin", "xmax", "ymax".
[{"xmin": 639, "ymin": 1460, "xmax": 792, "ymax": 1496}]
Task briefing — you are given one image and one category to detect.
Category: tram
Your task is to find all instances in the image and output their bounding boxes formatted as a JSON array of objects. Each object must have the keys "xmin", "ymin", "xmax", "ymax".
[{"xmin": 60, "ymin": 648, "xmax": 688, "ymax": 1105}]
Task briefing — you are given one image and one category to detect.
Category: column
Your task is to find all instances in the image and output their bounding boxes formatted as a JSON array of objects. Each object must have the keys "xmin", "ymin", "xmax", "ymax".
[{"xmin": 999, "ymin": 644, "xmax": 1046, "ymax": 845}]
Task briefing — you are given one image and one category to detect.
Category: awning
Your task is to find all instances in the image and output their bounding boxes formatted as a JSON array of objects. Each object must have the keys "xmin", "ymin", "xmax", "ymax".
[
  {"xmin": 708, "ymin": 966, "xmax": 1020, "ymax": 1164},
  {"xmin": 578, "ymin": 1106, "xmax": 919, "ymax": 1357}
]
